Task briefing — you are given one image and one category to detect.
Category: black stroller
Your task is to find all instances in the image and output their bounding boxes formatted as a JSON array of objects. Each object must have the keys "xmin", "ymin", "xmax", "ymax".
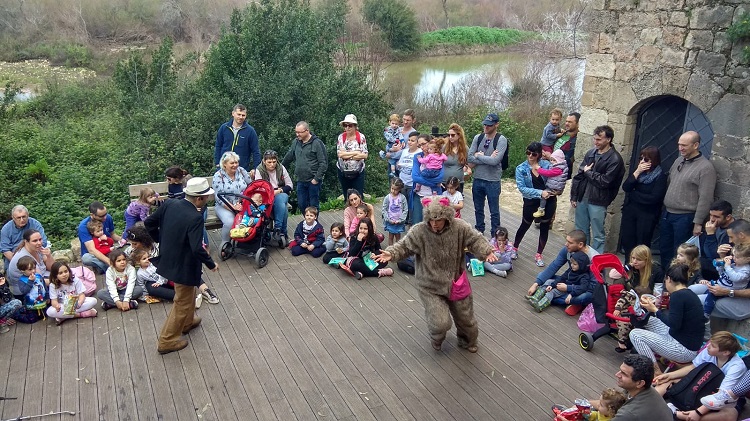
[{"xmin": 578, "ymin": 254, "xmax": 630, "ymax": 351}]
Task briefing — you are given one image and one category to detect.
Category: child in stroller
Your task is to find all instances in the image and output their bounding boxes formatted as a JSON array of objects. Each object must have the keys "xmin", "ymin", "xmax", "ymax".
[
  {"xmin": 578, "ymin": 254, "xmax": 631, "ymax": 351},
  {"xmin": 231, "ymin": 193, "xmax": 266, "ymax": 239},
  {"xmin": 218, "ymin": 180, "xmax": 277, "ymax": 267},
  {"xmin": 610, "ymin": 268, "xmax": 652, "ymax": 353}
]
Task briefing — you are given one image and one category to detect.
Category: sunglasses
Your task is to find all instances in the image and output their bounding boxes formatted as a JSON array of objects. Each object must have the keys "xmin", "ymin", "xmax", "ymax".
[
  {"xmin": 342, "ymin": 124, "xmax": 355, "ymax": 128},
  {"xmin": 525, "ymin": 150, "xmax": 538, "ymax": 156},
  {"xmin": 263, "ymin": 150, "xmax": 278, "ymax": 158},
  {"xmin": 483, "ymin": 138, "xmax": 492, "ymax": 148},
  {"xmin": 448, "ymin": 133, "xmax": 458, "ymax": 137}
]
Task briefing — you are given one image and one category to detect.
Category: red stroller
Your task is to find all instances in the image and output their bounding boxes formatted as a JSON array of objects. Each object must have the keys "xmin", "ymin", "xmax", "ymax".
[
  {"xmin": 578, "ymin": 253, "xmax": 630, "ymax": 351},
  {"xmin": 217, "ymin": 179, "xmax": 280, "ymax": 268}
]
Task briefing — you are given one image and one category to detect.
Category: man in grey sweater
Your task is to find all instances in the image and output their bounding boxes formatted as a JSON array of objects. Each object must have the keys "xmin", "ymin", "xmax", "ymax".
[
  {"xmin": 282, "ymin": 121, "xmax": 327, "ymax": 212},
  {"xmin": 659, "ymin": 131, "xmax": 716, "ymax": 269},
  {"xmin": 467, "ymin": 113, "xmax": 507, "ymax": 236}
]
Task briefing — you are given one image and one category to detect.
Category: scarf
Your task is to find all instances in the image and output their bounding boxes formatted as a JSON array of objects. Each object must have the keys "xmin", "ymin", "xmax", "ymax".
[{"xmin": 638, "ymin": 165, "xmax": 662, "ymax": 185}]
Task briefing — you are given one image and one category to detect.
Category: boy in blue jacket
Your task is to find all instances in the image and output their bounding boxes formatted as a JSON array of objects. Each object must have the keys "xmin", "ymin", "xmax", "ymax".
[
  {"xmin": 530, "ymin": 251, "xmax": 596, "ymax": 312},
  {"xmin": 289, "ymin": 207, "xmax": 326, "ymax": 258}
]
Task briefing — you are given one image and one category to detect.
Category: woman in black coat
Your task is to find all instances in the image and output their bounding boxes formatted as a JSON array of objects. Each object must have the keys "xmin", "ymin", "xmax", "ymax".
[{"xmin": 620, "ymin": 146, "xmax": 668, "ymax": 259}]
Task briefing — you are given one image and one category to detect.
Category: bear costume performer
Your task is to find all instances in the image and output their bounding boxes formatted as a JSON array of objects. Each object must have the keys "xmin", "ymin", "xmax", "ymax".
[{"xmin": 376, "ymin": 196, "xmax": 495, "ymax": 352}]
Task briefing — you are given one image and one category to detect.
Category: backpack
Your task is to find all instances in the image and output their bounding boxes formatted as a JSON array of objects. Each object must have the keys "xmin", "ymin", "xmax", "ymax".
[
  {"xmin": 23, "ymin": 274, "xmax": 49, "ymax": 310},
  {"xmin": 71, "ymin": 265, "xmax": 97, "ymax": 296},
  {"xmin": 397, "ymin": 257, "xmax": 415, "ymax": 275},
  {"xmin": 477, "ymin": 133, "xmax": 510, "ymax": 171},
  {"xmin": 664, "ymin": 362, "xmax": 725, "ymax": 411}
]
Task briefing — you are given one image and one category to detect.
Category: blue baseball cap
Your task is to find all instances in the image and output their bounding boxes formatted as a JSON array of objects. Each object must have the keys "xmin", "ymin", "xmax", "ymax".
[{"xmin": 482, "ymin": 113, "xmax": 499, "ymax": 125}]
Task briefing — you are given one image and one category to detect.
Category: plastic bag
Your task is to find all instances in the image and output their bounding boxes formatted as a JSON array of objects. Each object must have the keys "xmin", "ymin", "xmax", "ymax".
[
  {"xmin": 577, "ymin": 303, "xmax": 605, "ymax": 333},
  {"xmin": 686, "ymin": 235, "xmax": 701, "ymax": 257},
  {"xmin": 469, "ymin": 258, "xmax": 485, "ymax": 276}
]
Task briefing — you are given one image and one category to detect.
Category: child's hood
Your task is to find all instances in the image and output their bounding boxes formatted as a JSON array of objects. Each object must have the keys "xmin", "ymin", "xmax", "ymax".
[
  {"xmin": 550, "ymin": 149, "xmax": 566, "ymax": 164},
  {"xmin": 570, "ymin": 251, "xmax": 590, "ymax": 272}
]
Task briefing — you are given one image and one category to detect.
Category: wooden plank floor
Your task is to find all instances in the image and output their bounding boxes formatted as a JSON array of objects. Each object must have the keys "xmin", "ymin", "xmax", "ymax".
[{"xmin": 0, "ymin": 191, "xmax": 631, "ymax": 421}]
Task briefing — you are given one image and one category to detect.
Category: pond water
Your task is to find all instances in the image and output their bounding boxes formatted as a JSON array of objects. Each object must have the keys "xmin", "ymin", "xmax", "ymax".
[{"xmin": 379, "ymin": 52, "xmax": 585, "ymax": 107}]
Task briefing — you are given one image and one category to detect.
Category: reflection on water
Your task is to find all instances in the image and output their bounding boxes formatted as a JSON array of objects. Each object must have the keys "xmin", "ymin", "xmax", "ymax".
[{"xmin": 380, "ymin": 52, "xmax": 584, "ymax": 107}]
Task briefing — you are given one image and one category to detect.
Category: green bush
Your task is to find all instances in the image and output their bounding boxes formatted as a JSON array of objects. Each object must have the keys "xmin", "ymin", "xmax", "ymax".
[
  {"xmin": 728, "ymin": 12, "xmax": 750, "ymax": 63},
  {"xmin": 362, "ymin": 0, "xmax": 421, "ymax": 55},
  {"xmin": 422, "ymin": 27, "xmax": 536, "ymax": 49}
]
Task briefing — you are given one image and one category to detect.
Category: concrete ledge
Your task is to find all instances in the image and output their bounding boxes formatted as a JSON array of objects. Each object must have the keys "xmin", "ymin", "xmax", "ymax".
[{"xmin": 710, "ymin": 316, "xmax": 750, "ymax": 340}]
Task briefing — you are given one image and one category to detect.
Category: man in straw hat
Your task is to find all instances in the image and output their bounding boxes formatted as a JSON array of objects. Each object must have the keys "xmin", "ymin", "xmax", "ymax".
[{"xmin": 145, "ymin": 177, "xmax": 219, "ymax": 354}]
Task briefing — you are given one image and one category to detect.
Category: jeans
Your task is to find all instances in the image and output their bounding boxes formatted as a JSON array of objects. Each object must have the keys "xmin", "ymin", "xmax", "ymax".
[
  {"xmin": 273, "ymin": 192, "xmax": 290, "ymax": 235},
  {"xmin": 574, "ymin": 199, "xmax": 607, "ymax": 253},
  {"xmin": 472, "ymin": 178, "xmax": 501, "ymax": 235},
  {"xmin": 214, "ymin": 203, "xmax": 237, "ymax": 245},
  {"xmin": 411, "ymin": 192, "xmax": 425, "ymax": 224},
  {"xmin": 0, "ymin": 299, "xmax": 22, "ymax": 320},
  {"xmin": 337, "ymin": 168, "xmax": 365, "ymax": 201},
  {"xmin": 201, "ymin": 206, "xmax": 209, "ymax": 248},
  {"xmin": 82, "ymin": 253, "xmax": 108, "ymax": 274},
  {"xmin": 297, "ymin": 181, "xmax": 321, "ymax": 213},
  {"xmin": 659, "ymin": 210, "xmax": 695, "ymax": 270},
  {"xmin": 96, "ymin": 286, "xmax": 144, "ymax": 305}
]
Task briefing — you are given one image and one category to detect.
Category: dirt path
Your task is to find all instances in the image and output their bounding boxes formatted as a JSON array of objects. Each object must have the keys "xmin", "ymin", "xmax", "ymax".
[{"xmin": 498, "ymin": 179, "xmax": 571, "ymax": 237}]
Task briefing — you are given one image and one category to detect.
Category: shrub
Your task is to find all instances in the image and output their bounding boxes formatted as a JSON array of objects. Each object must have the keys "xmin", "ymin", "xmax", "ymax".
[
  {"xmin": 362, "ymin": 0, "xmax": 421, "ymax": 55},
  {"xmin": 422, "ymin": 27, "xmax": 536, "ymax": 49}
]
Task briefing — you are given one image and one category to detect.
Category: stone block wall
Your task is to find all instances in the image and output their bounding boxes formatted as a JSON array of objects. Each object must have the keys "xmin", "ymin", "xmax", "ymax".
[{"xmin": 578, "ymin": 0, "xmax": 750, "ymax": 252}]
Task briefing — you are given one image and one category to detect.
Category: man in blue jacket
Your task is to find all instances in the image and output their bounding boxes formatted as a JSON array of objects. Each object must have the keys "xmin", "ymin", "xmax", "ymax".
[
  {"xmin": 526, "ymin": 229, "xmax": 599, "ymax": 297},
  {"xmin": 214, "ymin": 104, "xmax": 261, "ymax": 171}
]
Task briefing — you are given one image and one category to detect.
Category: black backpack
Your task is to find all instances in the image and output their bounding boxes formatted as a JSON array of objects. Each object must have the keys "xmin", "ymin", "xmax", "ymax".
[
  {"xmin": 397, "ymin": 257, "xmax": 415, "ymax": 275},
  {"xmin": 477, "ymin": 133, "xmax": 510, "ymax": 171},
  {"xmin": 664, "ymin": 362, "xmax": 725, "ymax": 411}
]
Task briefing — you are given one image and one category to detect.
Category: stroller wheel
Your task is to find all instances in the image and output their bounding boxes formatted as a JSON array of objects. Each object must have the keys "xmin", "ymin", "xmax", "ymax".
[
  {"xmin": 220, "ymin": 242, "xmax": 233, "ymax": 261},
  {"xmin": 256, "ymin": 247, "xmax": 269, "ymax": 268},
  {"xmin": 277, "ymin": 234, "xmax": 288, "ymax": 249},
  {"xmin": 579, "ymin": 332, "xmax": 594, "ymax": 351}
]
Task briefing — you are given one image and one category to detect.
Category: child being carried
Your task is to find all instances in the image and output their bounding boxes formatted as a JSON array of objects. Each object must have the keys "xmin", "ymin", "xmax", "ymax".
[
  {"xmin": 533, "ymin": 149, "xmax": 569, "ymax": 218},
  {"xmin": 415, "ymin": 141, "xmax": 447, "ymax": 195}
]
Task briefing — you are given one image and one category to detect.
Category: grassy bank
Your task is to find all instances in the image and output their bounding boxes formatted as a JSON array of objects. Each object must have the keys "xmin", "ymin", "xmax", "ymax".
[{"xmin": 422, "ymin": 27, "xmax": 537, "ymax": 51}]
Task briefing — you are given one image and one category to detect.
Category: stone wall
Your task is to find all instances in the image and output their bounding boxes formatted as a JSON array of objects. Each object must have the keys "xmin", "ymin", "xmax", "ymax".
[{"xmin": 579, "ymin": 0, "xmax": 750, "ymax": 252}]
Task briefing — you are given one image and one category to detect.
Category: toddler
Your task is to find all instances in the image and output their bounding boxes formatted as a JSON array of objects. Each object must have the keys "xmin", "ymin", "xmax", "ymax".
[
  {"xmin": 612, "ymin": 268, "xmax": 652, "ymax": 352},
  {"xmin": 382, "ymin": 178, "xmax": 408, "ymax": 245},
  {"xmin": 702, "ymin": 243, "xmax": 750, "ymax": 318},
  {"xmin": 16, "ymin": 256, "xmax": 48, "ymax": 313},
  {"xmin": 97, "ymin": 249, "xmax": 142, "ymax": 311},
  {"xmin": 231, "ymin": 193, "xmax": 265, "ymax": 238},
  {"xmin": 533, "ymin": 149, "xmax": 568, "ymax": 218},
  {"xmin": 379, "ymin": 113, "xmax": 402, "ymax": 178},
  {"xmin": 125, "ymin": 187, "xmax": 159, "ymax": 238},
  {"xmin": 164, "ymin": 166, "xmax": 191, "ymax": 199},
  {"xmin": 531, "ymin": 252, "xmax": 594, "ymax": 312},
  {"xmin": 673, "ymin": 242, "xmax": 702, "ymax": 285},
  {"xmin": 484, "ymin": 227, "xmax": 513, "ymax": 278},
  {"xmin": 416, "ymin": 141, "xmax": 447, "ymax": 194},
  {"xmin": 323, "ymin": 222, "xmax": 350, "ymax": 264},
  {"xmin": 0, "ymin": 274, "xmax": 23, "ymax": 332},
  {"xmin": 289, "ymin": 207, "xmax": 326, "ymax": 258},
  {"xmin": 46, "ymin": 261, "xmax": 98, "ymax": 324},
  {"xmin": 442, "ymin": 177, "xmax": 464, "ymax": 218},
  {"xmin": 554, "ymin": 388, "xmax": 627, "ymax": 421},
  {"xmin": 540, "ymin": 108, "xmax": 565, "ymax": 153},
  {"xmin": 87, "ymin": 220, "xmax": 114, "ymax": 257},
  {"xmin": 349, "ymin": 204, "xmax": 370, "ymax": 240}
]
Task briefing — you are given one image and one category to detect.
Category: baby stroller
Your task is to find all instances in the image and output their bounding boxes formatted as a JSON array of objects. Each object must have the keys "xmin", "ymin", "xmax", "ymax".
[
  {"xmin": 217, "ymin": 179, "xmax": 279, "ymax": 268},
  {"xmin": 578, "ymin": 253, "xmax": 630, "ymax": 351}
]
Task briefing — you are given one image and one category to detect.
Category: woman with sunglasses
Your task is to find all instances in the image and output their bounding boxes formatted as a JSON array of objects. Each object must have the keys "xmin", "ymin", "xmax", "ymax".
[
  {"xmin": 254, "ymin": 150, "xmax": 293, "ymax": 242},
  {"xmin": 620, "ymin": 146, "xmax": 668, "ymax": 259},
  {"xmin": 442, "ymin": 123, "xmax": 470, "ymax": 193},
  {"xmin": 336, "ymin": 114, "xmax": 369, "ymax": 199},
  {"xmin": 512, "ymin": 142, "xmax": 556, "ymax": 266}
]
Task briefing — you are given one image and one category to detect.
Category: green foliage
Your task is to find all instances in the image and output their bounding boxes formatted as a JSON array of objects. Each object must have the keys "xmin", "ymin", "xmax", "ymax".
[
  {"xmin": 319, "ymin": 197, "xmax": 346, "ymax": 212},
  {"xmin": 422, "ymin": 27, "xmax": 536, "ymax": 49},
  {"xmin": 0, "ymin": 82, "xmax": 21, "ymax": 121},
  {"xmin": 362, "ymin": 0, "xmax": 421, "ymax": 55},
  {"xmin": 0, "ymin": 39, "xmax": 93, "ymax": 68},
  {"xmin": 24, "ymin": 159, "xmax": 51, "ymax": 182},
  {"xmin": 728, "ymin": 12, "xmax": 750, "ymax": 63}
]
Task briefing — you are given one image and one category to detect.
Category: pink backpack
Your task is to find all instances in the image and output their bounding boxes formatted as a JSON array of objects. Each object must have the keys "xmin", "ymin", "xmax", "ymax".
[{"xmin": 71, "ymin": 265, "xmax": 97, "ymax": 296}]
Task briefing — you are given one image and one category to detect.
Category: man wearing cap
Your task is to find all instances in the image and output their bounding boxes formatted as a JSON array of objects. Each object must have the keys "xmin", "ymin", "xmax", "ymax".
[
  {"xmin": 467, "ymin": 113, "xmax": 507, "ymax": 236},
  {"xmin": 214, "ymin": 103, "xmax": 261, "ymax": 171},
  {"xmin": 282, "ymin": 121, "xmax": 327, "ymax": 212},
  {"xmin": 145, "ymin": 177, "xmax": 219, "ymax": 355}
]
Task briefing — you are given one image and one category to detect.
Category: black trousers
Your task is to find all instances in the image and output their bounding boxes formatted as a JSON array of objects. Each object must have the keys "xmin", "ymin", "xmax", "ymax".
[{"xmin": 620, "ymin": 204, "xmax": 660, "ymax": 259}]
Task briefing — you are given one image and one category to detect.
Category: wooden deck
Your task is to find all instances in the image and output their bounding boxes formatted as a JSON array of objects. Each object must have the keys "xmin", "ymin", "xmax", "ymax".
[{"xmin": 0, "ymin": 193, "xmax": 629, "ymax": 421}]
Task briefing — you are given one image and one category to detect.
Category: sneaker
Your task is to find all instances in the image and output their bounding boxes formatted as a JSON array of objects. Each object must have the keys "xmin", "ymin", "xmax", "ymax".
[
  {"xmin": 0, "ymin": 325, "xmax": 10, "ymax": 334},
  {"xmin": 377, "ymin": 268, "xmax": 394, "ymax": 278},
  {"xmin": 129, "ymin": 301, "xmax": 139, "ymax": 310},
  {"xmin": 532, "ymin": 208, "xmax": 545, "ymax": 218},
  {"xmin": 102, "ymin": 302, "xmax": 115, "ymax": 311},
  {"xmin": 492, "ymin": 269, "xmax": 508, "ymax": 278},
  {"xmin": 195, "ymin": 293, "xmax": 203, "ymax": 309},
  {"xmin": 388, "ymin": 172, "xmax": 397, "ymax": 179},
  {"xmin": 564, "ymin": 304, "xmax": 583, "ymax": 316},
  {"xmin": 78, "ymin": 309, "xmax": 98, "ymax": 318},
  {"xmin": 510, "ymin": 248, "xmax": 518, "ymax": 260},
  {"xmin": 354, "ymin": 271, "xmax": 363, "ymax": 280},
  {"xmin": 526, "ymin": 287, "xmax": 545, "ymax": 301},
  {"xmin": 666, "ymin": 403, "xmax": 678, "ymax": 414},
  {"xmin": 700, "ymin": 389, "xmax": 737, "ymax": 410},
  {"xmin": 378, "ymin": 150, "xmax": 386, "ymax": 160},
  {"xmin": 202, "ymin": 288, "xmax": 220, "ymax": 304},
  {"xmin": 535, "ymin": 253, "xmax": 545, "ymax": 267}
]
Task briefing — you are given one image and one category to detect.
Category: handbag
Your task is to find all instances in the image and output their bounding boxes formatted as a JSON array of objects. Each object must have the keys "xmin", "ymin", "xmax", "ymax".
[
  {"xmin": 449, "ymin": 271, "xmax": 472, "ymax": 301},
  {"xmin": 577, "ymin": 303, "xmax": 606, "ymax": 333}
]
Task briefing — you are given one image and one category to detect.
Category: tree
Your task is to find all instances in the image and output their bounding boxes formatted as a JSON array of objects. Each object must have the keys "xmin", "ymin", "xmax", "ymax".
[{"xmin": 362, "ymin": 0, "xmax": 421, "ymax": 55}]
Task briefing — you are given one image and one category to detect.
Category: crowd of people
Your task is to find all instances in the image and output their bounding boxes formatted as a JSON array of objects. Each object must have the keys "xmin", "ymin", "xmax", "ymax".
[{"xmin": 2, "ymin": 103, "xmax": 749, "ymax": 419}]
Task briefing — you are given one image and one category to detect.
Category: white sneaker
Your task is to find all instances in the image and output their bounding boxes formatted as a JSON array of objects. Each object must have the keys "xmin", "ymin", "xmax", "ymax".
[
  {"xmin": 195, "ymin": 293, "xmax": 203, "ymax": 309},
  {"xmin": 666, "ymin": 403, "xmax": 678, "ymax": 414},
  {"xmin": 493, "ymin": 270, "xmax": 507, "ymax": 278},
  {"xmin": 700, "ymin": 389, "xmax": 737, "ymax": 410}
]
